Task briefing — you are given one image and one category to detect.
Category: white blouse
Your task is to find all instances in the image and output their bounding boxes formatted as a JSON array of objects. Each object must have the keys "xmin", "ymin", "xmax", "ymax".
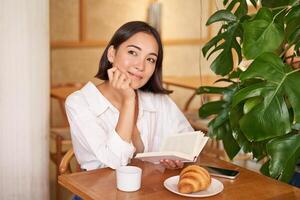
[{"xmin": 65, "ymin": 82, "xmax": 193, "ymax": 170}]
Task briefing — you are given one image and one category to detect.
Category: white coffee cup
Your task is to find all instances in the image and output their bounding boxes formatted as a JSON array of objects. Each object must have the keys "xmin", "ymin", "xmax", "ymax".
[{"xmin": 116, "ymin": 166, "xmax": 142, "ymax": 192}]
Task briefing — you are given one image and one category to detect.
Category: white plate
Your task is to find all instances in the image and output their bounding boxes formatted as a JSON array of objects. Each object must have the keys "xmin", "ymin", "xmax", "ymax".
[{"xmin": 163, "ymin": 175, "xmax": 224, "ymax": 198}]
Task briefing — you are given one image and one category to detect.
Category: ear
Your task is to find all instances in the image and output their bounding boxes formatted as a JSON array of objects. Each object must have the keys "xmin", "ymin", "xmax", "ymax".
[{"xmin": 107, "ymin": 45, "xmax": 116, "ymax": 63}]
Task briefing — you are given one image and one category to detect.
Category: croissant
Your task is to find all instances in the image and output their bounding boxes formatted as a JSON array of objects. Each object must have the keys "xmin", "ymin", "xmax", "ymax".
[{"xmin": 178, "ymin": 165, "xmax": 211, "ymax": 194}]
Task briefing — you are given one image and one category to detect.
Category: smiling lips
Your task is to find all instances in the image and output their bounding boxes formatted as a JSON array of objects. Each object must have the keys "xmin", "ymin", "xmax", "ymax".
[{"xmin": 128, "ymin": 71, "xmax": 143, "ymax": 80}]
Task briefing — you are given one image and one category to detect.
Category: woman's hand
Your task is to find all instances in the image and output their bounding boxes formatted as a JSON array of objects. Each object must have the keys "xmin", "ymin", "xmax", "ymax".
[
  {"xmin": 108, "ymin": 67, "xmax": 137, "ymax": 143},
  {"xmin": 107, "ymin": 67, "xmax": 135, "ymax": 101},
  {"xmin": 160, "ymin": 159, "xmax": 184, "ymax": 170}
]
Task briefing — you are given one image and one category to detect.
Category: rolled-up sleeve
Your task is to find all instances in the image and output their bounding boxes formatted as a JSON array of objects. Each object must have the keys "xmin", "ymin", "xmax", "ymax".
[
  {"xmin": 106, "ymin": 129, "xmax": 136, "ymax": 164},
  {"xmin": 65, "ymin": 95, "xmax": 135, "ymax": 170}
]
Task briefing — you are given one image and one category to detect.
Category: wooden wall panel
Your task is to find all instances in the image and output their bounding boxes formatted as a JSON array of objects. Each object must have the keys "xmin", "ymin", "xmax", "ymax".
[
  {"xmin": 86, "ymin": 0, "xmax": 149, "ymax": 40},
  {"xmin": 50, "ymin": 0, "xmax": 79, "ymax": 41}
]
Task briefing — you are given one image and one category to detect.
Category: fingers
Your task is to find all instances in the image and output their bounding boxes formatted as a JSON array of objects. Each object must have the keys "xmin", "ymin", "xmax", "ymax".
[
  {"xmin": 116, "ymin": 73, "xmax": 127, "ymax": 88},
  {"xmin": 160, "ymin": 159, "xmax": 184, "ymax": 170},
  {"xmin": 111, "ymin": 69, "xmax": 121, "ymax": 87},
  {"xmin": 122, "ymin": 77, "xmax": 132, "ymax": 89},
  {"xmin": 175, "ymin": 160, "xmax": 184, "ymax": 168},
  {"xmin": 108, "ymin": 67, "xmax": 130, "ymax": 89},
  {"xmin": 107, "ymin": 67, "xmax": 117, "ymax": 83}
]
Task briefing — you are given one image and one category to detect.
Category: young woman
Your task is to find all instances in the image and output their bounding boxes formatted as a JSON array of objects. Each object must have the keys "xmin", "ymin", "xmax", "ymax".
[{"xmin": 65, "ymin": 21, "xmax": 193, "ymax": 171}]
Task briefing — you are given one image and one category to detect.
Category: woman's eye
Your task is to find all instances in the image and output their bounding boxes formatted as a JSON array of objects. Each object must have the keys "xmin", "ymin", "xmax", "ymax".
[
  {"xmin": 147, "ymin": 58, "xmax": 156, "ymax": 64},
  {"xmin": 128, "ymin": 50, "xmax": 137, "ymax": 56}
]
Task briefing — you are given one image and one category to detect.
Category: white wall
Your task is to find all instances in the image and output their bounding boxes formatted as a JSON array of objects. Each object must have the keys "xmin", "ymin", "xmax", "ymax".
[{"xmin": 0, "ymin": 0, "xmax": 50, "ymax": 199}]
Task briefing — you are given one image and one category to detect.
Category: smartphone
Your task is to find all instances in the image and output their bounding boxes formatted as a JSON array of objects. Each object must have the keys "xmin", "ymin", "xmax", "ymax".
[{"xmin": 202, "ymin": 165, "xmax": 239, "ymax": 179}]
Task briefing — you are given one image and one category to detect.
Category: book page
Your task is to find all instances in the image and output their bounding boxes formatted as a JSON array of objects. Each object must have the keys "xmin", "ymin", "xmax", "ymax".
[
  {"xmin": 135, "ymin": 131, "xmax": 208, "ymax": 164},
  {"xmin": 160, "ymin": 131, "xmax": 204, "ymax": 155}
]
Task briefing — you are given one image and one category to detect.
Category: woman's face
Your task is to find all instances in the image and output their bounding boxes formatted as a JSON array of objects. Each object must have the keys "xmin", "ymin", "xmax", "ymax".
[{"xmin": 107, "ymin": 32, "xmax": 159, "ymax": 89}]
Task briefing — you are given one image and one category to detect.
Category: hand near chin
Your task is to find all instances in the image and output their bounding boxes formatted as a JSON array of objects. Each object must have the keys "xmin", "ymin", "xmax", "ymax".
[{"xmin": 107, "ymin": 67, "xmax": 135, "ymax": 101}]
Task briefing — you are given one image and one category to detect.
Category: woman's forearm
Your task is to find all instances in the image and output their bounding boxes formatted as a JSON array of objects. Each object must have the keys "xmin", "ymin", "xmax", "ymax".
[{"xmin": 115, "ymin": 98, "xmax": 136, "ymax": 142}]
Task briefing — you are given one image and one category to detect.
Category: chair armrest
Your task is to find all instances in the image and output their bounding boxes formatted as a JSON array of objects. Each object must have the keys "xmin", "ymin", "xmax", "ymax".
[{"xmin": 59, "ymin": 148, "xmax": 75, "ymax": 175}]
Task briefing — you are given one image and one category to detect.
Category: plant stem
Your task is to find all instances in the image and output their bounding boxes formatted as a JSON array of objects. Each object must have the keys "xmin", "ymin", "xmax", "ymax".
[
  {"xmin": 270, "ymin": 5, "xmax": 289, "ymax": 11},
  {"xmin": 272, "ymin": 7, "xmax": 288, "ymax": 22},
  {"xmin": 287, "ymin": 67, "xmax": 300, "ymax": 75}
]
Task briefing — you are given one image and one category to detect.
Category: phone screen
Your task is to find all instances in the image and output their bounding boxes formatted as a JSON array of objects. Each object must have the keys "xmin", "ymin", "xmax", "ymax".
[{"xmin": 203, "ymin": 166, "xmax": 239, "ymax": 179}]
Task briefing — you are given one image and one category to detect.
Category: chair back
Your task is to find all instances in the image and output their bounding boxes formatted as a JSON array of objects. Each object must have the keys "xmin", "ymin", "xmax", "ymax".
[
  {"xmin": 59, "ymin": 148, "xmax": 81, "ymax": 175},
  {"xmin": 51, "ymin": 82, "xmax": 84, "ymax": 127}
]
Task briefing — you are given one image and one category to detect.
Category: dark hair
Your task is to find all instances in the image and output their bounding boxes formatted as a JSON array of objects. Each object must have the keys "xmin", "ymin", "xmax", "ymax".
[{"xmin": 95, "ymin": 21, "xmax": 171, "ymax": 94}]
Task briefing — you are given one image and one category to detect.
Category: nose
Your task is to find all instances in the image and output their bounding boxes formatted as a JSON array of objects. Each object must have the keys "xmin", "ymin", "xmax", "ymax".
[{"xmin": 134, "ymin": 58, "xmax": 145, "ymax": 72}]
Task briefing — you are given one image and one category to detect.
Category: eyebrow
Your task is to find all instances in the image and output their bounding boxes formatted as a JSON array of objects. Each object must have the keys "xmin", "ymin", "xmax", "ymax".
[{"xmin": 127, "ymin": 45, "xmax": 158, "ymax": 57}]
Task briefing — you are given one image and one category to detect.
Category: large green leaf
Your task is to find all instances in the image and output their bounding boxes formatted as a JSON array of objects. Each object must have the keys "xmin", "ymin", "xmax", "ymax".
[
  {"xmin": 226, "ymin": 0, "xmax": 248, "ymax": 18},
  {"xmin": 206, "ymin": 10, "xmax": 237, "ymax": 25},
  {"xmin": 243, "ymin": 96, "xmax": 263, "ymax": 114},
  {"xmin": 267, "ymin": 134, "xmax": 300, "ymax": 182},
  {"xmin": 285, "ymin": 5, "xmax": 300, "ymax": 23},
  {"xmin": 240, "ymin": 52, "xmax": 288, "ymax": 82},
  {"xmin": 230, "ymin": 106, "xmax": 253, "ymax": 153},
  {"xmin": 199, "ymin": 85, "xmax": 237, "ymax": 119},
  {"xmin": 288, "ymin": 27, "xmax": 300, "ymax": 45},
  {"xmin": 241, "ymin": 52, "xmax": 300, "ymax": 125},
  {"xmin": 261, "ymin": 0, "xmax": 291, "ymax": 8},
  {"xmin": 283, "ymin": 70, "xmax": 300, "ymax": 127},
  {"xmin": 232, "ymin": 82, "xmax": 267, "ymax": 107},
  {"xmin": 238, "ymin": 53, "xmax": 300, "ymax": 141},
  {"xmin": 260, "ymin": 160, "xmax": 271, "ymax": 177},
  {"xmin": 199, "ymin": 83, "xmax": 240, "ymax": 159},
  {"xmin": 208, "ymin": 113, "xmax": 241, "ymax": 160},
  {"xmin": 202, "ymin": 33, "xmax": 224, "ymax": 57},
  {"xmin": 285, "ymin": 5, "xmax": 300, "ymax": 44},
  {"xmin": 242, "ymin": 8, "xmax": 284, "ymax": 59},
  {"xmin": 239, "ymin": 93, "xmax": 290, "ymax": 141},
  {"xmin": 209, "ymin": 108, "xmax": 230, "ymax": 129},
  {"xmin": 199, "ymin": 100, "xmax": 226, "ymax": 118},
  {"xmin": 251, "ymin": 141, "xmax": 268, "ymax": 160},
  {"xmin": 203, "ymin": 22, "xmax": 242, "ymax": 76},
  {"xmin": 231, "ymin": 95, "xmax": 270, "ymax": 159},
  {"xmin": 254, "ymin": 7, "xmax": 273, "ymax": 21},
  {"xmin": 203, "ymin": 0, "xmax": 300, "ymax": 183},
  {"xmin": 222, "ymin": 121, "xmax": 241, "ymax": 159},
  {"xmin": 208, "ymin": 119, "xmax": 226, "ymax": 140},
  {"xmin": 210, "ymin": 49, "xmax": 233, "ymax": 76},
  {"xmin": 197, "ymin": 86, "xmax": 231, "ymax": 95}
]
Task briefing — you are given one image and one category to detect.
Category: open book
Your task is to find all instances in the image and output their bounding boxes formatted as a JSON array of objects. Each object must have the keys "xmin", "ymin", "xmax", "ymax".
[{"xmin": 135, "ymin": 131, "xmax": 208, "ymax": 164}]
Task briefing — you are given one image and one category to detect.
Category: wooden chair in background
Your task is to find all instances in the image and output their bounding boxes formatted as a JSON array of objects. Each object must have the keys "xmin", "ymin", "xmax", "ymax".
[
  {"xmin": 50, "ymin": 82, "xmax": 83, "ymax": 200},
  {"xmin": 59, "ymin": 148, "xmax": 81, "ymax": 175},
  {"xmin": 59, "ymin": 148, "xmax": 75, "ymax": 175}
]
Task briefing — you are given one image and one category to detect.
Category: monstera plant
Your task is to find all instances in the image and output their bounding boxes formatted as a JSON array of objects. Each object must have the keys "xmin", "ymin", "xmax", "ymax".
[{"xmin": 199, "ymin": 0, "xmax": 300, "ymax": 182}]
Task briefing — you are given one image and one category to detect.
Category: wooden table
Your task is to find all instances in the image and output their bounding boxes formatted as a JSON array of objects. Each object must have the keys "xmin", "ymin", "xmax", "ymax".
[{"xmin": 58, "ymin": 154, "xmax": 300, "ymax": 200}]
